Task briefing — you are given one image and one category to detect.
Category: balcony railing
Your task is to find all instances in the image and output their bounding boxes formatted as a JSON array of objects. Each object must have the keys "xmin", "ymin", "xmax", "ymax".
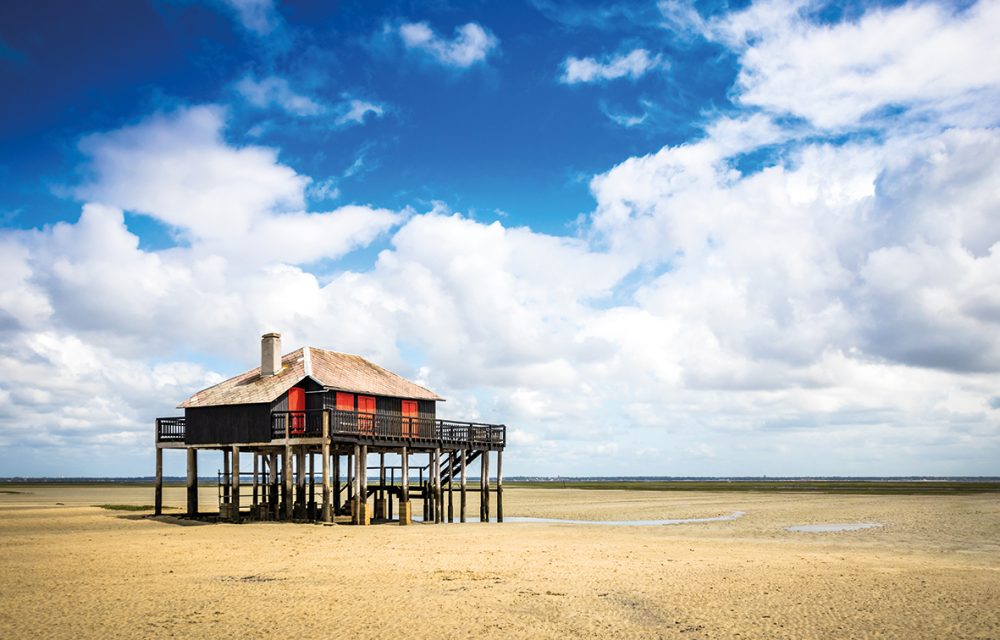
[
  {"xmin": 159, "ymin": 409, "xmax": 505, "ymax": 447},
  {"xmin": 155, "ymin": 417, "xmax": 185, "ymax": 442}
]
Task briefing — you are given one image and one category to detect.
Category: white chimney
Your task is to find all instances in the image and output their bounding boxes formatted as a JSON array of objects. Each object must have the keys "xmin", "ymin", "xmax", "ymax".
[{"xmin": 261, "ymin": 332, "xmax": 282, "ymax": 376}]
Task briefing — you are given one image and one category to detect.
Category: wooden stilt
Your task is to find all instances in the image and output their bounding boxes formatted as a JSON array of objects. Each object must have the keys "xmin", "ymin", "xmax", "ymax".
[
  {"xmin": 347, "ymin": 452, "xmax": 354, "ymax": 503},
  {"xmin": 186, "ymin": 448, "xmax": 198, "ymax": 516},
  {"xmin": 295, "ymin": 448, "xmax": 306, "ymax": 517},
  {"xmin": 388, "ymin": 467, "xmax": 394, "ymax": 521},
  {"xmin": 222, "ymin": 448, "xmax": 231, "ymax": 509},
  {"xmin": 231, "ymin": 446, "xmax": 240, "ymax": 523},
  {"xmin": 333, "ymin": 453, "xmax": 341, "ymax": 514},
  {"xmin": 460, "ymin": 449, "xmax": 467, "ymax": 523},
  {"xmin": 308, "ymin": 450, "xmax": 315, "ymax": 518},
  {"xmin": 359, "ymin": 444, "xmax": 369, "ymax": 525},
  {"xmin": 154, "ymin": 447, "xmax": 163, "ymax": 516},
  {"xmin": 351, "ymin": 444, "xmax": 360, "ymax": 524},
  {"xmin": 268, "ymin": 451, "xmax": 278, "ymax": 519},
  {"xmin": 480, "ymin": 450, "xmax": 487, "ymax": 522},
  {"xmin": 399, "ymin": 446, "xmax": 411, "ymax": 526},
  {"xmin": 321, "ymin": 411, "xmax": 332, "ymax": 523},
  {"xmin": 377, "ymin": 452, "xmax": 386, "ymax": 520},
  {"xmin": 484, "ymin": 449, "xmax": 490, "ymax": 523},
  {"xmin": 447, "ymin": 451, "xmax": 454, "ymax": 523},
  {"xmin": 496, "ymin": 449, "xmax": 503, "ymax": 523},
  {"xmin": 252, "ymin": 452, "xmax": 259, "ymax": 511},
  {"xmin": 433, "ymin": 447, "xmax": 442, "ymax": 524},
  {"xmin": 283, "ymin": 449, "xmax": 293, "ymax": 520}
]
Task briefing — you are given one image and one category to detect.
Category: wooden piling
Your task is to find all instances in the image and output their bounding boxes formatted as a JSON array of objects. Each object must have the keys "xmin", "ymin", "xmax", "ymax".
[
  {"xmin": 351, "ymin": 444, "xmax": 360, "ymax": 524},
  {"xmin": 377, "ymin": 452, "xmax": 386, "ymax": 520},
  {"xmin": 333, "ymin": 453, "xmax": 341, "ymax": 514},
  {"xmin": 321, "ymin": 412, "xmax": 332, "ymax": 523},
  {"xmin": 307, "ymin": 450, "xmax": 315, "ymax": 518},
  {"xmin": 268, "ymin": 451, "xmax": 278, "ymax": 519},
  {"xmin": 252, "ymin": 452, "xmax": 259, "ymax": 510},
  {"xmin": 496, "ymin": 449, "xmax": 503, "ymax": 523},
  {"xmin": 359, "ymin": 444, "xmax": 369, "ymax": 525},
  {"xmin": 480, "ymin": 450, "xmax": 488, "ymax": 522},
  {"xmin": 447, "ymin": 451, "xmax": 454, "ymax": 523},
  {"xmin": 154, "ymin": 447, "xmax": 163, "ymax": 516},
  {"xmin": 399, "ymin": 446, "xmax": 411, "ymax": 526},
  {"xmin": 231, "ymin": 446, "xmax": 240, "ymax": 523},
  {"xmin": 222, "ymin": 448, "xmax": 231, "ymax": 508},
  {"xmin": 460, "ymin": 449, "xmax": 467, "ymax": 523},
  {"xmin": 295, "ymin": 448, "xmax": 306, "ymax": 516},
  {"xmin": 186, "ymin": 448, "xmax": 198, "ymax": 516}
]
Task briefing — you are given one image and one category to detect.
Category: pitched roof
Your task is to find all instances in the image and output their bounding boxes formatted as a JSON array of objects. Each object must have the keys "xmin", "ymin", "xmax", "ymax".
[{"xmin": 178, "ymin": 347, "xmax": 444, "ymax": 408}]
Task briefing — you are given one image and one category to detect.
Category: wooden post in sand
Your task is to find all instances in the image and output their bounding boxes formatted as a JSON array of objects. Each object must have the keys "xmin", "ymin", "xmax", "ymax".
[
  {"xmin": 460, "ymin": 450, "xmax": 467, "ymax": 523},
  {"xmin": 307, "ymin": 450, "xmax": 315, "ymax": 518},
  {"xmin": 496, "ymin": 449, "xmax": 503, "ymax": 523},
  {"xmin": 480, "ymin": 450, "xmax": 489, "ymax": 522},
  {"xmin": 399, "ymin": 446, "xmax": 411, "ymax": 526},
  {"xmin": 252, "ymin": 452, "xmax": 259, "ymax": 512},
  {"xmin": 186, "ymin": 448, "xmax": 198, "ymax": 516},
  {"xmin": 268, "ymin": 451, "xmax": 278, "ymax": 519},
  {"xmin": 231, "ymin": 446, "xmax": 240, "ymax": 523},
  {"xmin": 333, "ymin": 453, "xmax": 341, "ymax": 515},
  {"xmin": 222, "ymin": 448, "xmax": 231, "ymax": 510},
  {"xmin": 358, "ymin": 444, "xmax": 369, "ymax": 525},
  {"xmin": 351, "ymin": 444, "xmax": 360, "ymax": 524},
  {"xmin": 447, "ymin": 451, "xmax": 454, "ymax": 523},
  {"xmin": 376, "ymin": 452, "xmax": 386, "ymax": 520},
  {"xmin": 295, "ymin": 448, "xmax": 306, "ymax": 518},
  {"xmin": 321, "ymin": 412, "xmax": 332, "ymax": 523},
  {"xmin": 154, "ymin": 447, "xmax": 163, "ymax": 516}
]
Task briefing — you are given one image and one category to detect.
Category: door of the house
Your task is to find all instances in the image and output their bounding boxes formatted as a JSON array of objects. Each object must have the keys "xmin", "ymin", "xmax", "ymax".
[
  {"xmin": 288, "ymin": 387, "xmax": 305, "ymax": 435},
  {"xmin": 358, "ymin": 395, "xmax": 376, "ymax": 435},
  {"xmin": 402, "ymin": 400, "xmax": 418, "ymax": 438}
]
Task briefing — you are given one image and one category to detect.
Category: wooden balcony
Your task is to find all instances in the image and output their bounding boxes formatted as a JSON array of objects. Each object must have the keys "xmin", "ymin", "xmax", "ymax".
[{"xmin": 156, "ymin": 409, "xmax": 506, "ymax": 448}]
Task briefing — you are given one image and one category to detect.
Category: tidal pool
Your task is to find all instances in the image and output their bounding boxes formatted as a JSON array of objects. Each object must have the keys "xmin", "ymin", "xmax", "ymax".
[{"xmin": 786, "ymin": 522, "xmax": 884, "ymax": 533}]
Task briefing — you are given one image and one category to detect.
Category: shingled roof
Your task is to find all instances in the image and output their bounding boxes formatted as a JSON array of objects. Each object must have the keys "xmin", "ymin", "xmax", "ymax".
[{"xmin": 178, "ymin": 347, "xmax": 444, "ymax": 408}]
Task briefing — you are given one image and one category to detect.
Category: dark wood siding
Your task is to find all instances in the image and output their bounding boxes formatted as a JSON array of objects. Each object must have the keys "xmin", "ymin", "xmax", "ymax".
[
  {"xmin": 418, "ymin": 400, "xmax": 436, "ymax": 420},
  {"xmin": 271, "ymin": 378, "xmax": 325, "ymax": 412},
  {"xmin": 184, "ymin": 404, "xmax": 271, "ymax": 444}
]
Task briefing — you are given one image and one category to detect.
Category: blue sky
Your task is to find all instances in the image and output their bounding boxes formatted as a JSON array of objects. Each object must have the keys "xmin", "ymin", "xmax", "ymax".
[{"xmin": 1, "ymin": 0, "xmax": 999, "ymax": 477}]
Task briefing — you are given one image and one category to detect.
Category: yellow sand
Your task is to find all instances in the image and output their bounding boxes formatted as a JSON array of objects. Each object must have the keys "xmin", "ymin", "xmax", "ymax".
[{"xmin": 1, "ymin": 485, "xmax": 998, "ymax": 639}]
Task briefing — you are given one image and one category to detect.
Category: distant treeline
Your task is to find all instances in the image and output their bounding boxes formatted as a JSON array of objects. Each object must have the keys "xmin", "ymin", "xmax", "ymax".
[{"xmin": 506, "ymin": 478, "xmax": 1000, "ymax": 494}]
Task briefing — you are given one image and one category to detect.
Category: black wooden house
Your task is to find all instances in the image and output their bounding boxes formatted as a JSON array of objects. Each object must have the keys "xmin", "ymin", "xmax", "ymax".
[{"xmin": 154, "ymin": 333, "xmax": 506, "ymax": 525}]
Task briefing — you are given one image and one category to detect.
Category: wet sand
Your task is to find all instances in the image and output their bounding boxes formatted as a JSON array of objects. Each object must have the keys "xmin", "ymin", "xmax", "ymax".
[{"xmin": 1, "ymin": 485, "xmax": 997, "ymax": 639}]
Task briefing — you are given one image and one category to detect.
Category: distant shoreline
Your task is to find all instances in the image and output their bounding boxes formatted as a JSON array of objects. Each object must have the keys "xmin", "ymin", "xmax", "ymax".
[{"xmin": 2, "ymin": 476, "xmax": 998, "ymax": 494}]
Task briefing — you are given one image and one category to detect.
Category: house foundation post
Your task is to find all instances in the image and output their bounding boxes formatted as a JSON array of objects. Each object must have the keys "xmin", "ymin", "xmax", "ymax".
[
  {"xmin": 268, "ymin": 451, "xmax": 279, "ymax": 520},
  {"xmin": 496, "ymin": 449, "xmax": 503, "ymax": 523},
  {"xmin": 333, "ymin": 453, "xmax": 341, "ymax": 515},
  {"xmin": 460, "ymin": 449, "xmax": 467, "ymax": 523},
  {"xmin": 399, "ymin": 446, "xmax": 411, "ymax": 525},
  {"xmin": 433, "ymin": 447, "xmax": 442, "ymax": 524},
  {"xmin": 375, "ymin": 453, "xmax": 386, "ymax": 520},
  {"xmin": 251, "ymin": 452, "xmax": 259, "ymax": 517},
  {"xmin": 351, "ymin": 445, "xmax": 360, "ymax": 524},
  {"xmin": 480, "ymin": 450, "xmax": 488, "ymax": 522},
  {"xmin": 358, "ymin": 444, "xmax": 369, "ymax": 525},
  {"xmin": 154, "ymin": 446, "xmax": 163, "ymax": 516},
  {"xmin": 307, "ymin": 450, "xmax": 316, "ymax": 519},
  {"xmin": 222, "ymin": 448, "xmax": 231, "ymax": 517},
  {"xmin": 321, "ymin": 412, "xmax": 332, "ymax": 523},
  {"xmin": 186, "ymin": 448, "xmax": 198, "ymax": 516},
  {"xmin": 295, "ymin": 448, "xmax": 306, "ymax": 519},
  {"xmin": 230, "ymin": 446, "xmax": 240, "ymax": 523},
  {"xmin": 283, "ymin": 449, "xmax": 293, "ymax": 520},
  {"xmin": 447, "ymin": 451, "xmax": 454, "ymax": 523}
]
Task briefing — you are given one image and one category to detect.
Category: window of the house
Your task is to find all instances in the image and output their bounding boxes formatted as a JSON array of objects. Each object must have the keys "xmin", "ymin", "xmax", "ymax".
[{"xmin": 335, "ymin": 392, "xmax": 354, "ymax": 411}]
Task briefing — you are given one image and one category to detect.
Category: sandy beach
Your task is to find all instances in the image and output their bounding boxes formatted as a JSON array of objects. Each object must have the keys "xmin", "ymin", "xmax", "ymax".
[{"xmin": 1, "ymin": 485, "xmax": 997, "ymax": 639}]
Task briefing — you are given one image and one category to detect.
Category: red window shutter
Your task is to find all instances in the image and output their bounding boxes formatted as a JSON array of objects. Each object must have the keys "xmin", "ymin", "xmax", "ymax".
[
  {"xmin": 335, "ymin": 392, "xmax": 355, "ymax": 411},
  {"xmin": 358, "ymin": 396, "xmax": 376, "ymax": 413}
]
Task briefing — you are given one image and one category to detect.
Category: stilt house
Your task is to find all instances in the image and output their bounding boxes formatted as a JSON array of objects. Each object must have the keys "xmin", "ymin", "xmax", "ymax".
[{"xmin": 154, "ymin": 333, "xmax": 506, "ymax": 525}]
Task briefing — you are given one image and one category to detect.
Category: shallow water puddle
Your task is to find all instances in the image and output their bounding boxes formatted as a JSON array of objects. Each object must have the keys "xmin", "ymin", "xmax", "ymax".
[{"xmin": 786, "ymin": 522, "xmax": 884, "ymax": 532}]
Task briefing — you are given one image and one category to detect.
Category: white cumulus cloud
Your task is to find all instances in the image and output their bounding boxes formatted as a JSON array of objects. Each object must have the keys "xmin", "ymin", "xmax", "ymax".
[
  {"xmin": 561, "ymin": 48, "xmax": 664, "ymax": 84},
  {"xmin": 398, "ymin": 21, "xmax": 498, "ymax": 68}
]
